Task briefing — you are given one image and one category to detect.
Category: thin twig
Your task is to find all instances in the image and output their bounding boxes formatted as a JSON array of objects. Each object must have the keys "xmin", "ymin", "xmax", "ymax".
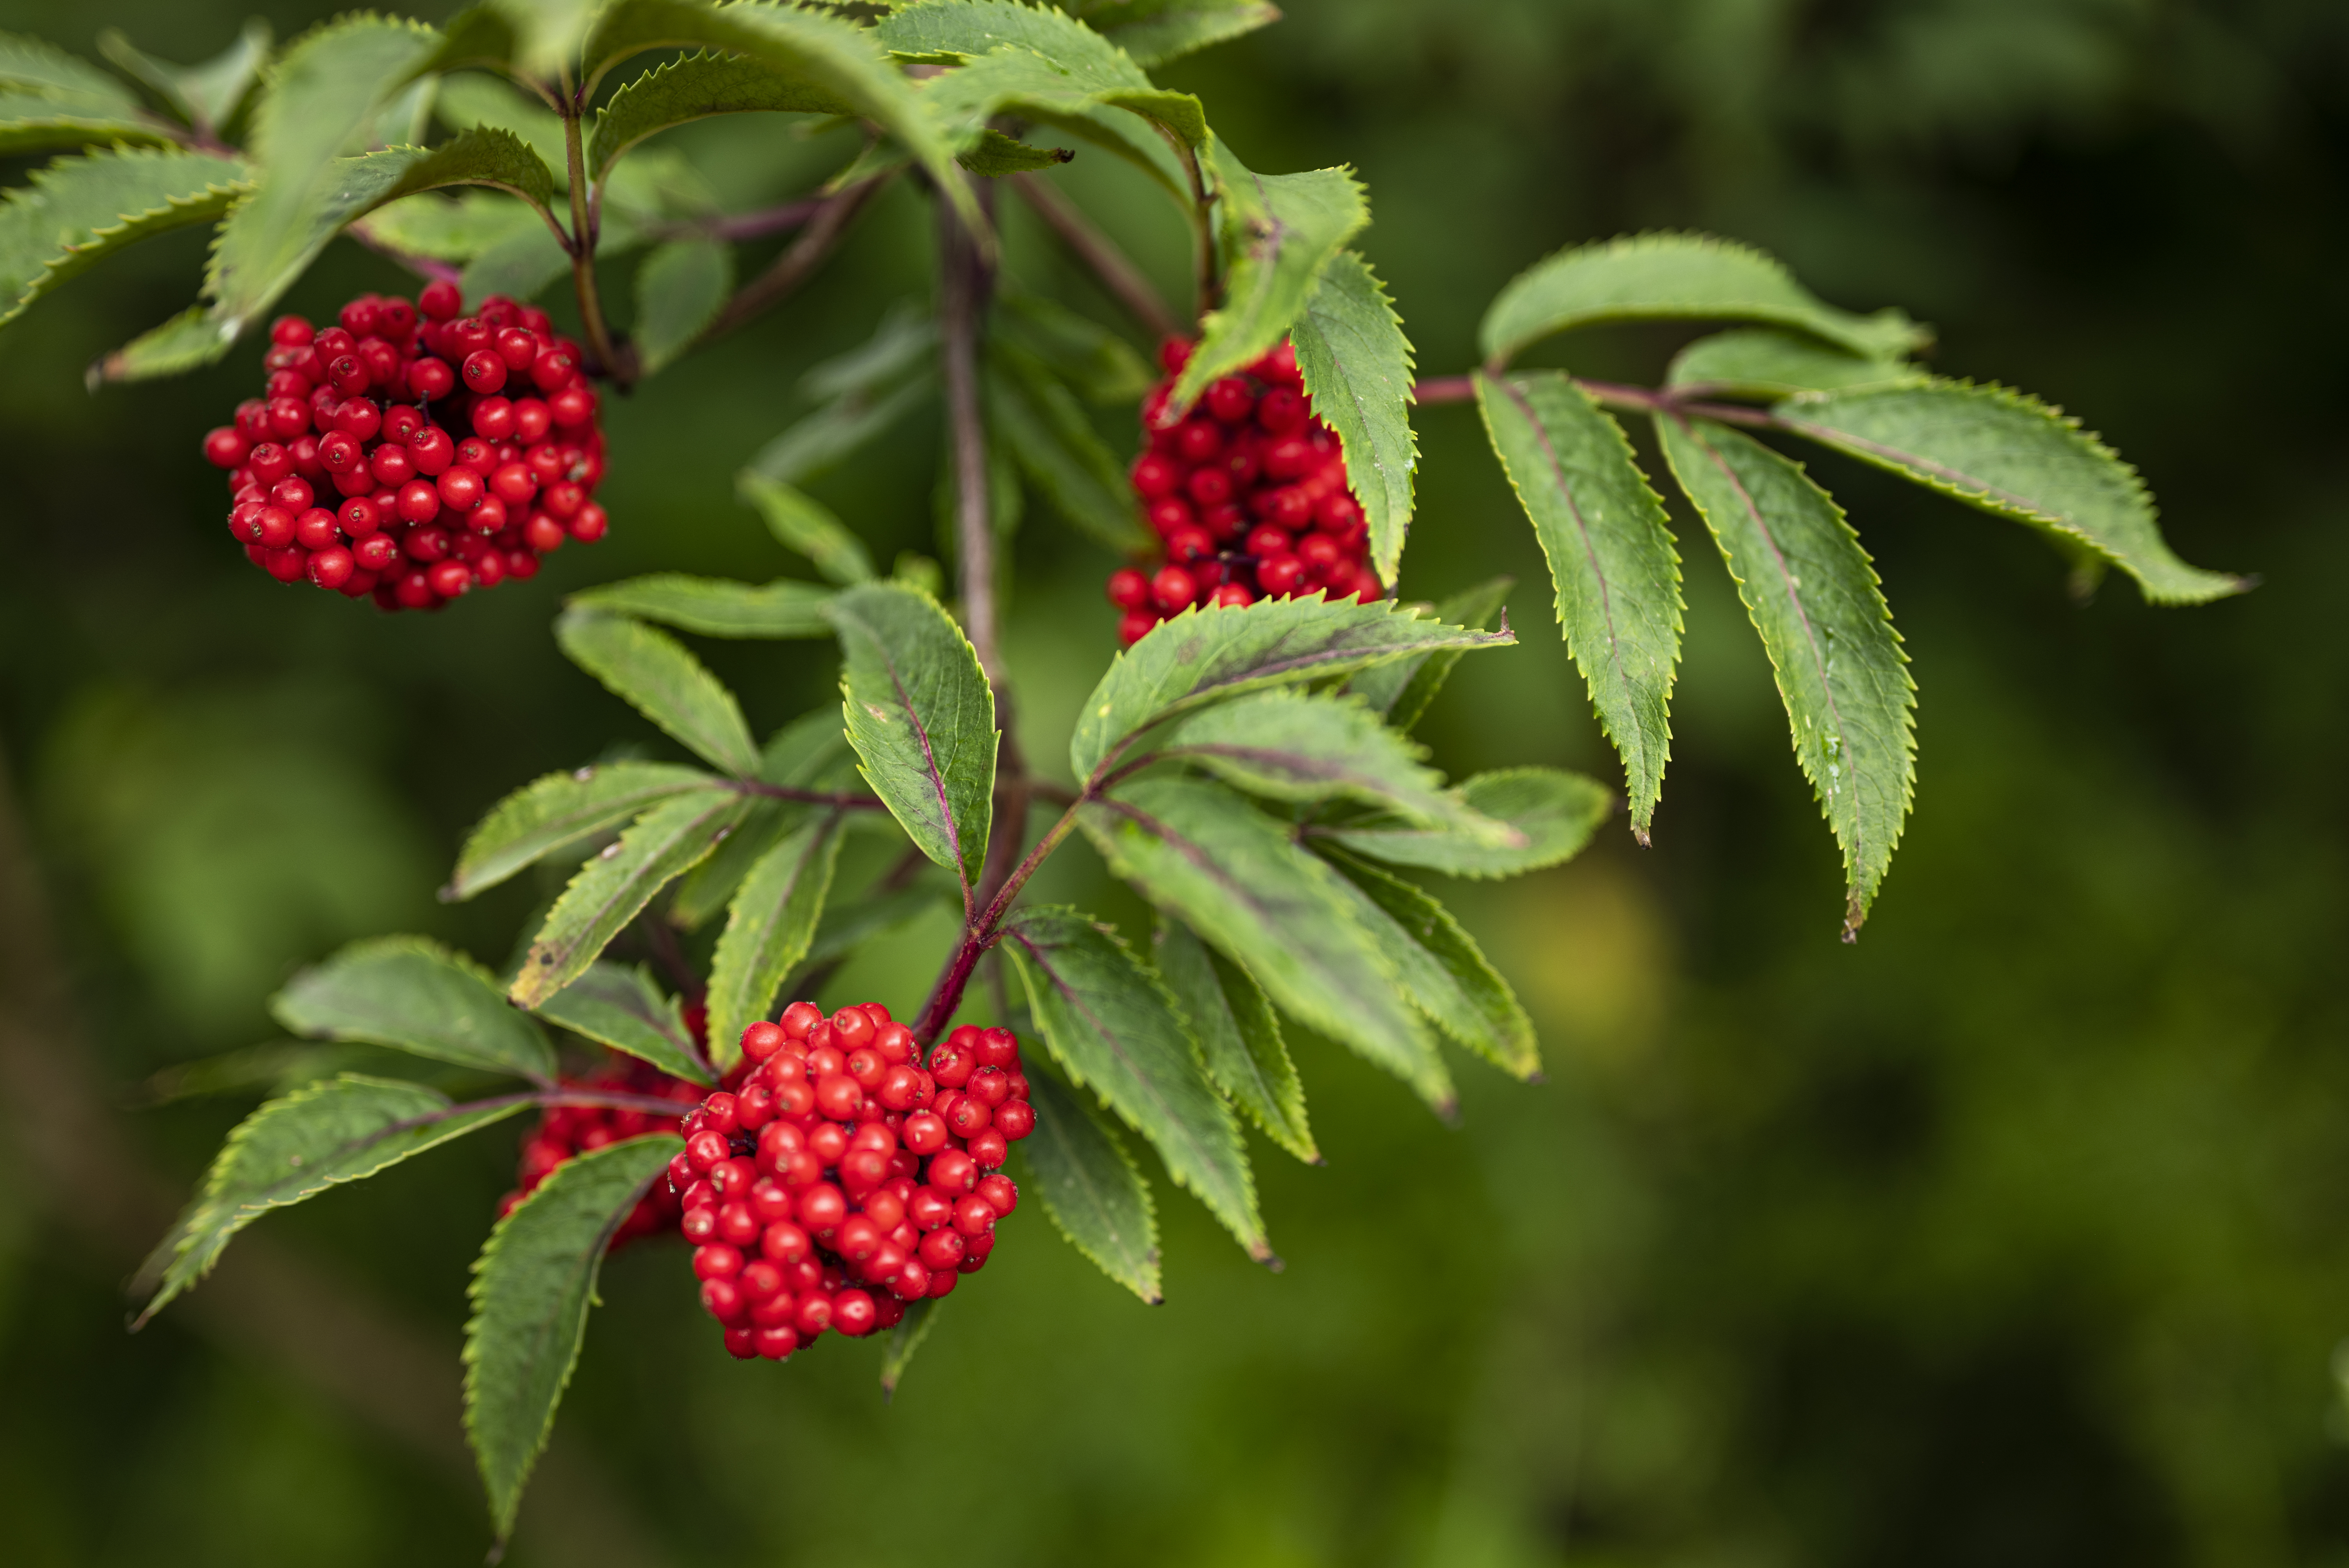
[
  {"xmin": 1413, "ymin": 375, "xmax": 1475, "ymax": 404},
  {"xmin": 731, "ymin": 780, "xmax": 888, "ymax": 809},
  {"xmin": 937, "ymin": 178, "xmax": 1003, "ymax": 685},
  {"xmin": 560, "ymin": 97, "xmax": 624, "ymax": 386},
  {"xmin": 643, "ymin": 196, "xmax": 824, "ymax": 245},
  {"xmin": 700, "ymin": 174, "xmax": 891, "ymax": 346},
  {"xmin": 1415, "ymin": 369, "xmax": 1782, "ymax": 430},
  {"xmin": 1011, "ymin": 173, "xmax": 1183, "ymax": 340}
]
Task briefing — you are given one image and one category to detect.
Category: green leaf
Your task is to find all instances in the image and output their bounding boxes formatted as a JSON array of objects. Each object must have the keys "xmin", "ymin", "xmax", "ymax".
[
  {"xmin": 1000, "ymin": 906, "xmax": 1265, "ymax": 1260},
  {"xmin": 132, "ymin": 1075, "xmax": 528, "ymax": 1328},
  {"xmin": 1475, "ymin": 371, "xmax": 1681, "ymax": 839},
  {"xmin": 0, "ymin": 146, "xmax": 248, "ymax": 331},
  {"xmin": 748, "ymin": 371, "xmax": 937, "ymax": 485},
  {"xmin": 274, "ymin": 936, "xmax": 558, "ymax": 1081},
  {"xmin": 1317, "ymin": 847, "xmax": 1539, "ymax": 1080},
  {"xmin": 1666, "ymin": 326, "xmax": 1925, "ymax": 399},
  {"xmin": 631, "ymin": 234, "xmax": 731, "ymax": 374},
  {"xmin": 786, "ymin": 880, "xmax": 955, "ymax": 992},
  {"xmin": 94, "ymin": 303, "xmax": 223, "ymax": 382},
  {"xmin": 738, "ymin": 472, "xmax": 876, "ymax": 584},
  {"xmin": 1292, "ymin": 249, "xmax": 1417, "ymax": 581},
  {"xmin": 1017, "ymin": 1063, "xmax": 1160, "ymax": 1303},
  {"xmin": 1081, "ymin": 776, "xmax": 1453, "ymax": 1114},
  {"xmin": 590, "ymin": 50, "xmax": 854, "ymax": 182},
  {"xmin": 492, "ymin": 0, "xmax": 604, "ymax": 83},
  {"xmin": 670, "ymin": 711, "xmax": 857, "ymax": 928},
  {"xmin": 0, "ymin": 87, "xmax": 172, "ymax": 154},
  {"xmin": 0, "ymin": 32, "xmax": 145, "ymax": 103},
  {"xmin": 1153, "ymin": 916, "xmax": 1315, "ymax": 1163},
  {"xmin": 988, "ymin": 337, "xmax": 1149, "ymax": 550},
  {"xmin": 567, "ymin": 575, "xmax": 835, "ymax": 640},
  {"xmin": 1077, "ymin": 0, "xmax": 1283, "ymax": 67},
  {"xmin": 98, "ymin": 20, "xmax": 271, "ymax": 134},
  {"xmin": 705, "ymin": 814, "xmax": 846, "ymax": 1072},
  {"xmin": 449, "ymin": 760, "xmax": 725, "ymax": 902},
  {"xmin": 577, "ymin": 0, "xmax": 982, "ymax": 233},
  {"xmin": 961, "ymin": 127, "xmax": 1072, "ymax": 176},
  {"xmin": 1772, "ymin": 380, "xmax": 2245, "ymax": 605},
  {"xmin": 1479, "ymin": 232, "xmax": 1929, "ymax": 369},
  {"xmin": 828, "ymin": 582, "xmax": 998, "ymax": 895},
  {"xmin": 531, "ymin": 962, "xmax": 712, "ymax": 1085},
  {"xmin": 1070, "ymin": 594, "xmax": 1513, "ymax": 786},
  {"xmin": 1170, "ymin": 139, "xmax": 1368, "ymax": 414},
  {"xmin": 556, "ymin": 608, "xmax": 762, "ymax": 775},
  {"xmin": 357, "ymin": 187, "xmax": 542, "ymax": 261},
  {"xmin": 1315, "ymin": 766, "xmax": 1611, "ymax": 879},
  {"xmin": 465, "ymin": 1134, "xmax": 679, "ymax": 1545},
  {"xmin": 459, "ymin": 220, "xmax": 576, "ymax": 304},
  {"xmin": 880, "ymin": 1297, "xmax": 943, "ymax": 1397},
  {"xmin": 1655, "ymin": 415, "xmax": 1916, "ymax": 936},
  {"xmin": 1160, "ymin": 689, "xmax": 1515, "ymax": 844},
  {"xmin": 884, "ymin": 4, "xmax": 1208, "ymax": 157},
  {"xmin": 1344, "ymin": 576, "xmax": 1513, "ymax": 732},
  {"xmin": 511, "ymin": 790, "xmax": 752, "ymax": 1007},
  {"xmin": 433, "ymin": 73, "xmax": 568, "ymax": 182},
  {"xmin": 994, "ymin": 289, "xmax": 1153, "ymax": 403}
]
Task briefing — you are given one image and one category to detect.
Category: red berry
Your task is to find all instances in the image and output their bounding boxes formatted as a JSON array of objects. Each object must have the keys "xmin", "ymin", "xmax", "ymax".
[
  {"xmin": 203, "ymin": 427, "xmax": 250, "ymax": 468},
  {"xmin": 1205, "ymin": 377, "xmax": 1255, "ymax": 423},
  {"xmin": 993, "ymin": 1099, "xmax": 1036, "ymax": 1141},
  {"xmin": 1211, "ymin": 583, "xmax": 1256, "ymax": 609},
  {"xmin": 437, "ymin": 465, "xmax": 485, "ymax": 513},
  {"xmin": 1107, "ymin": 567, "xmax": 1151, "ymax": 609},
  {"xmin": 462, "ymin": 349, "xmax": 508, "ymax": 394},
  {"xmin": 408, "ymin": 356, "xmax": 455, "ymax": 400},
  {"xmin": 1119, "ymin": 609, "xmax": 1160, "ymax": 646},
  {"xmin": 976, "ymin": 1174, "xmax": 1018, "ymax": 1216},
  {"xmin": 1151, "ymin": 565, "xmax": 1198, "ymax": 615},
  {"xmin": 1158, "ymin": 337, "xmax": 1194, "ymax": 375},
  {"xmin": 1258, "ymin": 387, "xmax": 1309, "ymax": 434}
]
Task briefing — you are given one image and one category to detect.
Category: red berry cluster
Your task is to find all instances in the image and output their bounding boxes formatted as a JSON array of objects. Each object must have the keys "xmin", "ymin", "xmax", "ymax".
[
  {"xmin": 497, "ymin": 1055, "xmax": 706, "ymax": 1245},
  {"xmin": 199, "ymin": 278, "xmax": 608, "ymax": 611},
  {"xmin": 671, "ymin": 1001, "xmax": 1037, "ymax": 1363},
  {"xmin": 1107, "ymin": 337, "xmax": 1381, "ymax": 646}
]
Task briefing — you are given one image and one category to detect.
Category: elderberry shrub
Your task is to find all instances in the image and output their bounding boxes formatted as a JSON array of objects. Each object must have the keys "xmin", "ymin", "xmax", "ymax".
[
  {"xmin": 1107, "ymin": 336, "xmax": 1379, "ymax": 645},
  {"xmin": 200, "ymin": 278, "xmax": 609, "ymax": 611},
  {"xmin": 672, "ymin": 1002, "xmax": 1034, "ymax": 1363}
]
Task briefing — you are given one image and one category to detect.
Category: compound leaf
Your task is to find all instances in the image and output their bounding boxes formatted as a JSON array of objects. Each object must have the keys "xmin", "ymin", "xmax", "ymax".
[
  {"xmin": 450, "ymin": 761, "xmax": 726, "ymax": 901},
  {"xmin": 705, "ymin": 813, "xmax": 846, "ymax": 1072},
  {"xmin": 274, "ymin": 936, "xmax": 557, "ymax": 1080},
  {"xmin": 556, "ymin": 608, "xmax": 762, "ymax": 775},
  {"xmin": 1153, "ymin": 917, "xmax": 1314, "ymax": 1163},
  {"xmin": 0, "ymin": 146, "xmax": 248, "ymax": 330},
  {"xmin": 1292, "ymin": 249, "xmax": 1416, "ymax": 581},
  {"xmin": 1315, "ymin": 766, "xmax": 1611, "ymax": 879},
  {"xmin": 567, "ymin": 575, "xmax": 835, "ymax": 640},
  {"xmin": 531, "ymin": 962, "xmax": 711, "ymax": 1085},
  {"xmin": 1018, "ymin": 1063, "xmax": 1160, "ymax": 1302}
]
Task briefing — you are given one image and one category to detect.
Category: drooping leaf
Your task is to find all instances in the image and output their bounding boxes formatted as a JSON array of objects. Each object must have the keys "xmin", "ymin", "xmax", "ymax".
[
  {"xmin": 1000, "ymin": 905, "xmax": 1265, "ymax": 1259},
  {"xmin": 1081, "ymin": 776, "xmax": 1453, "ymax": 1114},
  {"xmin": 880, "ymin": 1297, "xmax": 942, "ymax": 1397},
  {"xmin": 512, "ymin": 790, "xmax": 750, "ymax": 1007},
  {"xmin": 0, "ymin": 146, "xmax": 248, "ymax": 330},
  {"xmin": 705, "ymin": 814, "xmax": 846, "ymax": 1071},
  {"xmin": 566, "ymin": 575, "xmax": 835, "ymax": 640},
  {"xmin": 97, "ymin": 20, "xmax": 272, "ymax": 134},
  {"xmin": 1344, "ymin": 576, "xmax": 1513, "ymax": 732},
  {"xmin": 1479, "ymin": 232, "xmax": 1928, "ymax": 369},
  {"xmin": 449, "ymin": 760, "xmax": 725, "ymax": 901},
  {"xmin": 827, "ymin": 582, "xmax": 997, "ymax": 895},
  {"xmin": 988, "ymin": 336, "xmax": 1149, "ymax": 550},
  {"xmin": 274, "ymin": 936, "xmax": 558, "ymax": 1080},
  {"xmin": 1076, "ymin": 0, "xmax": 1283, "ymax": 66},
  {"xmin": 577, "ymin": 0, "xmax": 981, "ymax": 232},
  {"xmin": 994, "ymin": 289, "xmax": 1154, "ymax": 403},
  {"xmin": 633, "ymin": 234, "xmax": 731, "ymax": 374},
  {"xmin": 531, "ymin": 963, "xmax": 711, "ymax": 1085},
  {"xmin": 737, "ymin": 473, "xmax": 877, "ymax": 585},
  {"xmin": 132, "ymin": 1076, "xmax": 527, "ymax": 1328},
  {"xmin": 1153, "ymin": 917, "xmax": 1314, "ymax": 1163},
  {"xmin": 1772, "ymin": 380, "xmax": 2245, "ymax": 605},
  {"xmin": 556, "ymin": 608, "xmax": 762, "ymax": 776},
  {"xmin": 1666, "ymin": 326, "xmax": 1925, "ymax": 399},
  {"xmin": 1017, "ymin": 1062, "xmax": 1160, "ymax": 1302},
  {"xmin": 590, "ymin": 51, "xmax": 855, "ymax": 181},
  {"xmin": 1318, "ymin": 847, "xmax": 1539, "ymax": 1080},
  {"xmin": 1292, "ymin": 249, "xmax": 1416, "ymax": 582},
  {"xmin": 1315, "ymin": 766, "xmax": 1611, "ymax": 879},
  {"xmin": 465, "ymin": 1134, "xmax": 680, "ymax": 1545},
  {"xmin": 0, "ymin": 87, "xmax": 171, "ymax": 154},
  {"xmin": 1170, "ymin": 139, "xmax": 1368, "ymax": 413},
  {"xmin": 1476, "ymin": 371, "xmax": 1682, "ymax": 839},
  {"xmin": 1070, "ymin": 595, "xmax": 1513, "ymax": 786},
  {"xmin": 1160, "ymin": 689, "xmax": 1515, "ymax": 844},
  {"xmin": 1655, "ymin": 415, "xmax": 1916, "ymax": 936}
]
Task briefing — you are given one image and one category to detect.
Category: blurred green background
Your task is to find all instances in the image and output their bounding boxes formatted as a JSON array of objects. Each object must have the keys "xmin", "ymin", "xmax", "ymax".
[{"xmin": 2, "ymin": 1, "xmax": 2345, "ymax": 1563}]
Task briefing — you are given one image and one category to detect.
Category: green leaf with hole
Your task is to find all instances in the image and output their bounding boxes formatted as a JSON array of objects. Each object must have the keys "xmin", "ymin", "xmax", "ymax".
[
  {"xmin": 1082, "ymin": 776, "xmax": 1452, "ymax": 1114},
  {"xmin": 1293, "ymin": 249, "xmax": 1416, "ymax": 582},
  {"xmin": 1772, "ymin": 380, "xmax": 2244, "ymax": 605},
  {"xmin": 738, "ymin": 473, "xmax": 876, "ymax": 585},
  {"xmin": 1476, "ymin": 370, "xmax": 1681, "ymax": 839},
  {"xmin": 706, "ymin": 813, "xmax": 845, "ymax": 1072},
  {"xmin": 0, "ymin": 146, "xmax": 248, "ymax": 330},
  {"xmin": 1171, "ymin": 139, "xmax": 1368, "ymax": 414},
  {"xmin": 1666, "ymin": 326, "xmax": 1925, "ymax": 400},
  {"xmin": 1318, "ymin": 847, "xmax": 1538, "ymax": 1080},
  {"xmin": 556, "ymin": 608, "xmax": 762, "ymax": 775},
  {"xmin": 512, "ymin": 790, "xmax": 752, "ymax": 1007},
  {"xmin": 828, "ymin": 582, "xmax": 997, "ymax": 894},
  {"xmin": 1071, "ymin": 595, "xmax": 1513, "ymax": 786},
  {"xmin": 633, "ymin": 234, "xmax": 731, "ymax": 374},
  {"xmin": 98, "ymin": 20, "xmax": 272, "ymax": 134},
  {"xmin": 567, "ymin": 575, "xmax": 835, "ymax": 641},
  {"xmin": 132, "ymin": 1076, "xmax": 528, "ymax": 1329},
  {"xmin": 531, "ymin": 963, "xmax": 711, "ymax": 1085},
  {"xmin": 1074, "ymin": 0, "xmax": 1283, "ymax": 66},
  {"xmin": 275, "ymin": 937, "xmax": 558, "ymax": 1080},
  {"xmin": 465, "ymin": 1133, "xmax": 679, "ymax": 1545},
  {"xmin": 1001, "ymin": 906, "xmax": 1265, "ymax": 1260},
  {"xmin": 1480, "ymin": 232, "xmax": 1928, "ymax": 368},
  {"xmin": 1316, "ymin": 766, "xmax": 1611, "ymax": 879},
  {"xmin": 1153, "ymin": 917, "xmax": 1314, "ymax": 1163},
  {"xmin": 1017, "ymin": 1062, "xmax": 1160, "ymax": 1303},
  {"xmin": 988, "ymin": 336, "xmax": 1148, "ymax": 550},
  {"xmin": 591, "ymin": 51, "xmax": 856, "ymax": 181},
  {"xmin": 1656, "ymin": 415, "xmax": 1915, "ymax": 937},
  {"xmin": 450, "ymin": 761, "xmax": 726, "ymax": 901},
  {"xmin": 1344, "ymin": 576, "xmax": 1513, "ymax": 732}
]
